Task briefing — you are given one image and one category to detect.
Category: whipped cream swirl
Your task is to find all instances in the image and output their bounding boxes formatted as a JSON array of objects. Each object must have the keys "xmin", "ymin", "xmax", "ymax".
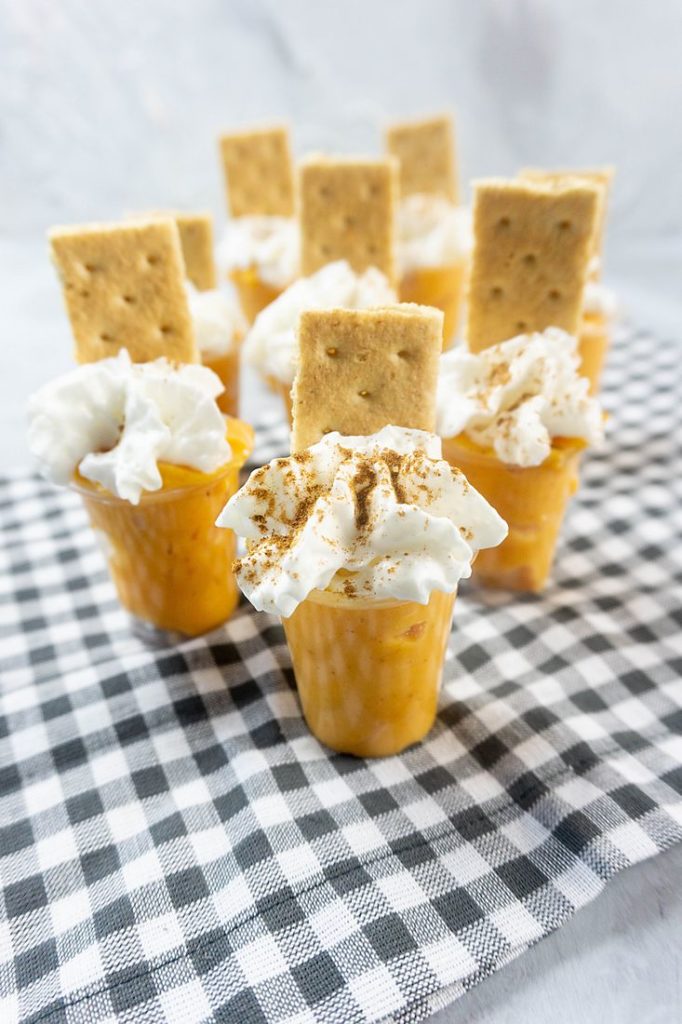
[
  {"xmin": 437, "ymin": 329, "xmax": 603, "ymax": 467},
  {"xmin": 217, "ymin": 216, "xmax": 299, "ymax": 289},
  {"xmin": 28, "ymin": 350, "xmax": 231, "ymax": 504},
  {"xmin": 186, "ymin": 282, "xmax": 245, "ymax": 357},
  {"xmin": 217, "ymin": 426, "xmax": 507, "ymax": 617},
  {"xmin": 397, "ymin": 194, "xmax": 472, "ymax": 274},
  {"xmin": 242, "ymin": 260, "xmax": 397, "ymax": 384}
]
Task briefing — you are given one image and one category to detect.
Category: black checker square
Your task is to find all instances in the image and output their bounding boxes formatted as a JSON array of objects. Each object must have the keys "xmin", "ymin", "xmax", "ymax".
[
  {"xmin": 292, "ymin": 951, "xmax": 345, "ymax": 1005},
  {"xmin": 215, "ymin": 988, "xmax": 267, "ymax": 1023},
  {"xmin": 272, "ymin": 762, "xmax": 308, "ymax": 792},
  {"xmin": 5, "ymin": 874, "xmax": 49, "ymax": 918},
  {"xmin": 80, "ymin": 845, "xmax": 121, "ymax": 884},
  {"xmin": 132, "ymin": 765, "xmax": 168, "ymax": 800},
  {"xmin": 258, "ymin": 887, "xmax": 306, "ymax": 932},
  {"xmin": 364, "ymin": 913, "xmax": 419, "ymax": 962},
  {"xmin": 15, "ymin": 938, "xmax": 59, "ymax": 990},
  {"xmin": 66, "ymin": 790, "xmax": 104, "ymax": 824},
  {"xmin": 233, "ymin": 831, "xmax": 273, "ymax": 870},
  {"xmin": 93, "ymin": 896, "xmax": 135, "ymax": 938},
  {"xmin": 108, "ymin": 965, "xmax": 157, "ymax": 1014},
  {"xmin": 496, "ymin": 856, "xmax": 549, "ymax": 900},
  {"xmin": 165, "ymin": 867, "xmax": 210, "ymax": 909},
  {"xmin": 432, "ymin": 887, "xmax": 486, "ymax": 934}
]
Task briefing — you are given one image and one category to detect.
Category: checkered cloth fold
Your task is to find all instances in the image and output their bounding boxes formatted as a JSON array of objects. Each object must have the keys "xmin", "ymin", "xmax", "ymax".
[{"xmin": 1, "ymin": 323, "xmax": 681, "ymax": 1024}]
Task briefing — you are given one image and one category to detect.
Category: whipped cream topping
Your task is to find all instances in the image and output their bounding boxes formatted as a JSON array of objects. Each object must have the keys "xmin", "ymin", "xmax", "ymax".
[
  {"xmin": 217, "ymin": 426, "xmax": 507, "ymax": 618},
  {"xmin": 583, "ymin": 280, "xmax": 618, "ymax": 320},
  {"xmin": 186, "ymin": 282, "xmax": 245, "ymax": 357},
  {"xmin": 437, "ymin": 328, "xmax": 603, "ymax": 467},
  {"xmin": 28, "ymin": 350, "xmax": 231, "ymax": 504},
  {"xmin": 217, "ymin": 216, "xmax": 299, "ymax": 289},
  {"xmin": 397, "ymin": 194, "xmax": 472, "ymax": 274},
  {"xmin": 242, "ymin": 260, "xmax": 397, "ymax": 384}
]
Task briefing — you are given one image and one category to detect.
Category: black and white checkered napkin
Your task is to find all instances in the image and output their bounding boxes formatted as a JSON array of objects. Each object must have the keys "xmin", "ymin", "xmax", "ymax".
[{"xmin": 1, "ymin": 323, "xmax": 681, "ymax": 1024}]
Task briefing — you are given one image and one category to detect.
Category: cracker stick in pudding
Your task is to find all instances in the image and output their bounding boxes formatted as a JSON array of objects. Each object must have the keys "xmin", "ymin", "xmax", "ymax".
[
  {"xmin": 219, "ymin": 303, "xmax": 506, "ymax": 756},
  {"xmin": 219, "ymin": 124, "xmax": 295, "ymax": 218},
  {"xmin": 384, "ymin": 114, "xmax": 468, "ymax": 347},
  {"xmin": 218, "ymin": 125, "xmax": 297, "ymax": 322},
  {"xmin": 438, "ymin": 179, "xmax": 604, "ymax": 591},
  {"xmin": 518, "ymin": 167, "xmax": 616, "ymax": 393},
  {"xmin": 36, "ymin": 220, "xmax": 254, "ymax": 635},
  {"xmin": 465, "ymin": 178, "xmax": 601, "ymax": 353},
  {"xmin": 242, "ymin": 158, "xmax": 400, "ymax": 422},
  {"xmin": 298, "ymin": 156, "xmax": 398, "ymax": 286},
  {"xmin": 166, "ymin": 211, "xmax": 217, "ymax": 292},
  {"xmin": 50, "ymin": 219, "xmax": 198, "ymax": 364},
  {"xmin": 386, "ymin": 114, "xmax": 459, "ymax": 203},
  {"xmin": 518, "ymin": 167, "xmax": 614, "ymax": 269},
  {"xmin": 139, "ymin": 210, "xmax": 245, "ymax": 415},
  {"xmin": 291, "ymin": 304, "xmax": 443, "ymax": 451}
]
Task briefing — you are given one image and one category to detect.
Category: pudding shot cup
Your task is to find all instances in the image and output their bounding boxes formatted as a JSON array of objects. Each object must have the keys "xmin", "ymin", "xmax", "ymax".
[
  {"xmin": 218, "ymin": 425, "xmax": 507, "ymax": 757},
  {"xmin": 29, "ymin": 350, "xmax": 254, "ymax": 639},
  {"xmin": 437, "ymin": 329, "xmax": 603, "ymax": 593},
  {"xmin": 283, "ymin": 586, "xmax": 456, "ymax": 757},
  {"xmin": 75, "ymin": 418, "xmax": 253, "ymax": 637},
  {"xmin": 441, "ymin": 433, "xmax": 584, "ymax": 592}
]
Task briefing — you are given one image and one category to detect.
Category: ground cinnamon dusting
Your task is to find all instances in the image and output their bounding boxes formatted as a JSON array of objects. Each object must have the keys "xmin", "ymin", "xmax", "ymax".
[{"xmin": 352, "ymin": 461, "xmax": 378, "ymax": 532}]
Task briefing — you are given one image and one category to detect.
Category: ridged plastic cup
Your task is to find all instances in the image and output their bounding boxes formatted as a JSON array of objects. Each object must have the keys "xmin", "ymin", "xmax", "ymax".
[
  {"xmin": 283, "ymin": 587, "xmax": 456, "ymax": 757},
  {"xmin": 442, "ymin": 433, "xmax": 585, "ymax": 592},
  {"xmin": 73, "ymin": 418, "xmax": 253, "ymax": 638}
]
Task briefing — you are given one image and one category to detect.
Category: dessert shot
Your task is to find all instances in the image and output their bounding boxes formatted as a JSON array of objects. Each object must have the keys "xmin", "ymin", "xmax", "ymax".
[
  {"xmin": 217, "ymin": 124, "xmax": 298, "ymax": 323},
  {"xmin": 386, "ymin": 114, "xmax": 472, "ymax": 347},
  {"xmin": 439, "ymin": 178, "xmax": 604, "ymax": 591},
  {"xmin": 151, "ymin": 210, "xmax": 246, "ymax": 415},
  {"xmin": 243, "ymin": 155, "xmax": 400, "ymax": 422},
  {"xmin": 520, "ymin": 167, "xmax": 617, "ymax": 392},
  {"xmin": 32, "ymin": 218, "xmax": 253, "ymax": 637},
  {"xmin": 218, "ymin": 306, "xmax": 507, "ymax": 756}
]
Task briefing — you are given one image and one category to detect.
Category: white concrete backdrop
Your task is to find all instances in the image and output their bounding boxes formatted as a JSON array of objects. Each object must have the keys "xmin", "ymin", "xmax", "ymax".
[
  {"xmin": 2, "ymin": 0, "xmax": 682, "ymax": 469},
  {"xmin": 1, "ymin": 3, "xmax": 681, "ymax": 1021}
]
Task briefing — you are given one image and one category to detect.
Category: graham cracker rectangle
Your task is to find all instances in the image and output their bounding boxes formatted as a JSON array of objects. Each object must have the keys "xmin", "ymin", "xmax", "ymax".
[
  {"xmin": 298, "ymin": 156, "xmax": 398, "ymax": 285},
  {"xmin": 49, "ymin": 219, "xmax": 198, "ymax": 364},
  {"xmin": 291, "ymin": 304, "xmax": 443, "ymax": 451},
  {"xmin": 385, "ymin": 115, "xmax": 458, "ymax": 201},
  {"xmin": 219, "ymin": 125, "xmax": 295, "ymax": 218},
  {"xmin": 465, "ymin": 178, "xmax": 601, "ymax": 353},
  {"xmin": 170, "ymin": 212, "xmax": 217, "ymax": 291},
  {"xmin": 519, "ymin": 167, "xmax": 613, "ymax": 267}
]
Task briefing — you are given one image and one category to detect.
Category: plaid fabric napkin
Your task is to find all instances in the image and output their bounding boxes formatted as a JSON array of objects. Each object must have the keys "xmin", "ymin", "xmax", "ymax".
[{"xmin": 1, "ymin": 323, "xmax": 681, "ymax": 1024}]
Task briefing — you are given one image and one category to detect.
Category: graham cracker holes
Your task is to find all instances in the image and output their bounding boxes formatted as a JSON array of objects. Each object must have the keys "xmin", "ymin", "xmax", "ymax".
[
  {"xmin": 522, "ymin": 253, "xmax": 536, "ymax": 267},
  {"xmin": 497, "ymin": 216, "xmax": 511, "ymax": 230},
  {"xmin": 325, "ymin": 347, "xmax": 338, "ymax": 357},
  {"xmin": 490, "ymin": 286, "xmax": 504, "ymax": 299}
]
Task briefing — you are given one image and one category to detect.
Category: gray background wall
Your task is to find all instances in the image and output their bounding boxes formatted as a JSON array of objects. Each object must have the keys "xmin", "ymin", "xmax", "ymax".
[{"xmin": 2, "ymin": 0, "xmax": 681, "ymax": 467}]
